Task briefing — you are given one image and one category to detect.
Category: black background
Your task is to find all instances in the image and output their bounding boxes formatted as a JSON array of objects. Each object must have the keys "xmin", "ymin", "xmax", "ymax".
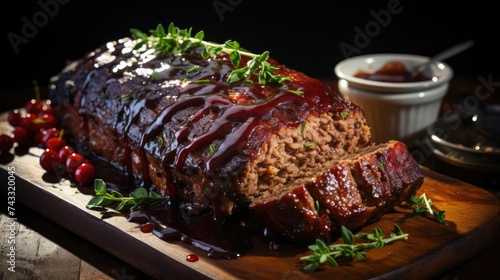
[{"xmin": 1, "ymin": 0, "xmax": 498, "ymax": 112}]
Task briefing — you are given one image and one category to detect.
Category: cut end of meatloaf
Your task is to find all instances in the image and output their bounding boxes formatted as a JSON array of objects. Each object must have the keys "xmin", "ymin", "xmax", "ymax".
[
  {"xmin": 249, "ymin": 140, "xmax": 424, "ymax": 242},
  {"xmin": 238, "ymin": 109, "xmax": 371, "ymax": 202}
]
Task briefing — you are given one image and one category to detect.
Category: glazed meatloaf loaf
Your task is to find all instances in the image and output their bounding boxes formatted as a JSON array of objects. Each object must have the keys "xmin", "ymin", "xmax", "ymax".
[{"xmin": 48, "ymin": 24, "xmax": 424, "ymax": 241}]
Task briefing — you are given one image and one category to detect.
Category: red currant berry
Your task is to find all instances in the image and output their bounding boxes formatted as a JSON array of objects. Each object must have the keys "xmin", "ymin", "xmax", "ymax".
[
  {"xmin": 8, "ymin": 109, "xmax": 22, "ymax": 127},
  {"xmin": 38, "ymin": 104, "xmax": 53, "ymax": 116},
  {"xmin": 140, "ymin": 222, "xmax": 154, "ymax": 233},
  {"xmin": 34, "ymin": 129, "xmax": 47, "ymax": 146},
  {"xmin": 25, "ymin": 99, "xmax": 43, "ymax": 114},
  {"xmin": 35, "ymin": 114, "xmax": 56, "ymax": 131},
  {"xmin": 58, "ymin": 145, "xmax": 75, "ymax": 163},
  {"xmin": 39, "ymin": 148, "xmax": 61, "ymax": 173},
  {"xmin": 45, "ymin": 137, "xmax": 66, "ymax": 151},
  {"xmin": 66, "ymin": 152, "xmax": 85, "ymax": 174},
  {"xmin": 12, "ymin": 126, "xmax": 29, "ymax": 145},
  {"xmin": 41, "ymin": 128, "xmax": 61, "ymax": 146},
  {"xmin": 20, "ymin": 113, "xmax": 38, "ymax": 133},
  {"xmin": 74, "ymin": 163, "xmax": 96, "ymax": 184},
  {"xmin": 0, "ymin": 134, "xmax": 14, "ymax": 154}
]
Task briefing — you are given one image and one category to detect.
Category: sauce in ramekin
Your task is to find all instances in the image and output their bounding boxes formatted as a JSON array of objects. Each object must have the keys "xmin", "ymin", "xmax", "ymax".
[{"xmin": 354, "ymin": 61, "xmax": 432, "ymax": 83}]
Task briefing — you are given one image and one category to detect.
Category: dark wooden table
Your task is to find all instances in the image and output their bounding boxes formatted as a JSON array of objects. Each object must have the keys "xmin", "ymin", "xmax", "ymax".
[{"xmin": 0, "ymin": 75, "xmax": 499, "ymax": 279}]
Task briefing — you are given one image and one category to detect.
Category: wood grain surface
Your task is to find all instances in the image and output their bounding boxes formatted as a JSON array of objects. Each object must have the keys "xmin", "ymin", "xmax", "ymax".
[{"xmin": 1, "ymin": 116, "xmax": 500, "ymax": 280}]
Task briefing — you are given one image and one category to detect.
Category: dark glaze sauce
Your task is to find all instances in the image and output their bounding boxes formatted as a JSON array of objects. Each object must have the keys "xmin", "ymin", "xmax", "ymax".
[
  {"xmin": 64, "ymin": 37, "xmax": 358, "ymax": 258},
  {"xmin": 127, "ymin": 204, "xmax": 254, "ymax": 259},
  {"xmin": 354, "ymin": 60, "xmax": 433, "ymax": 83}
]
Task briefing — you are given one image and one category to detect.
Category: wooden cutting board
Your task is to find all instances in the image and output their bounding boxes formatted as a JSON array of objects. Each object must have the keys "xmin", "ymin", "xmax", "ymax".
[{"xmin": 1, "ymin": 117, "xmax": 499, "ymax": 280}]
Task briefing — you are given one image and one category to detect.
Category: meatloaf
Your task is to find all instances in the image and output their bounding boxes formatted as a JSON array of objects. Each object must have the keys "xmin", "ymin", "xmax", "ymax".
[{"xmin": 47, "ymin": 25, "xmax": 423, "ymax": 241}]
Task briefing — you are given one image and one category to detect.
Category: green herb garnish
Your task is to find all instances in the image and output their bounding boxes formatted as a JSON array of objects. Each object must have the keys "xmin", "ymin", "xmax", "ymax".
[
  {"xmin": 120, "ymin": 92, "xmax": 135, "ymax": 100},
  {"xmin": 209, "ymin": 144, "xmax": 217, "ymax": 155},
  {"xmin": 300, "ymin": 224, "xmax": 408, "ymax": 272},
  {"xmin": 300, "ymin": 121, "xmax": 306, "ymax": 136},
  {"xmin": 151, "ymin": 71, "xmax": 158, "ymax": 80},
  {"xmin": 187, "ymin": 65, "xmax": 200, "ymax": 74},
  {"xmin": 305, "ymin": 141, "xmax": 317, "ymax": 148},
  {"xmin": 155, "ymin": 135, "xmax": 164, "ymax": 146},
  {"xmin": 377, "ymin": 161, "xmax": 384, "ymax": 170},
  {"xmin": 401, "ymin": 193, "xmax": 446, "ymax": 224},
  {"xmin": 130, "ymin": 22, "xmax": 291, "ymax": 86},
  {"xmin": 86, "ymin": 179, "xmax": 165, "ymax": 211},
  {"xmin": 286, "ymin": 89, "xmax": 304, "ymax": 96},
  {"xmin": 192, "ymin": 79, "xmax": 211, "ymax": 84},
  {"xmin": 314, "ymin": 200, "xmax": 320, "ymax": 212}
]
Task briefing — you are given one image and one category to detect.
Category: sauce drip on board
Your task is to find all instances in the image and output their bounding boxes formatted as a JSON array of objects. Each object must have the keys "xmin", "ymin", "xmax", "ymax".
[
  {"xmin": 127, "ymin": 203, "xmax": 253, "ymax": 259},
  {"xmin": 186, "ymin": 254, "xmax": 199, "ymax": 262}
]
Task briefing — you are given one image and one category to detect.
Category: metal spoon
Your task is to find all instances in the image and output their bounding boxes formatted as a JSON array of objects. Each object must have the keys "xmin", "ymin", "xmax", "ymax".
[{"xmin": 407, "ymin": 40, "xmax": 475, "ymax": 80}]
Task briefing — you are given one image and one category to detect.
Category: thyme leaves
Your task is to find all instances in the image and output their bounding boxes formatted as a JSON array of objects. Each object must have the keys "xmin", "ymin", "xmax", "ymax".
[
  {"xmin": 401, "ymin": 193, "xmax": 447, "ymax": 224},
  {"xmin": 300, "ymin": 225, "xmax": 408, "ymax": 272},
  {"xmin": 130, "ymin": 22, "xmax": 290, "ymax": 86},
  {"xmin": 86, "ymin": 179, "xmax": 165, "ymax": 212}
]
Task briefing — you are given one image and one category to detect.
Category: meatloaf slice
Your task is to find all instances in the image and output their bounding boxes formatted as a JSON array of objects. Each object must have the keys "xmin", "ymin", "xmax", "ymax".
[
  {"xmin": 249, "ymin": 140, "xmax": 424, "ymax": 242},
  {"xmin": 48, "ymin": 36, "xmax": 372, "ymax": 220}
]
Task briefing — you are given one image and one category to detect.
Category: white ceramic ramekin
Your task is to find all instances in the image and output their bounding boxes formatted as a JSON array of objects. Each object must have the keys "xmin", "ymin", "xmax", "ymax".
[{"xmin": 334, "ymin": 53, "xmax": 453, "ymax": 144}]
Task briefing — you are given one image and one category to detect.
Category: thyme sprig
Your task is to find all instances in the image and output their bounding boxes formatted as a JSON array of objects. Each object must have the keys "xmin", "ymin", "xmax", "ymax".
[
  {"xmin": 401, "ymin": 193, "xmax": 446, "ymax": 224},
  {"xmin": 300, "ymin": 225, "xmax": 408, "ymax": 272},
  {"xmin": 86, "ymin": 179, "xmax": 165, "ymax": 212},
  {"xmin": 130, "ymin": 22, "xmax": 291, "ymax": 85}
]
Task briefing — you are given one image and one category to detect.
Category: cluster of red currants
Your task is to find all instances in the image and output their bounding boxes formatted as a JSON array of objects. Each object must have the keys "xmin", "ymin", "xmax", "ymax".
[
  {"xmin": 1, "ymin": 99, "xmax": 96, "ymax": 185},
  {"xmin": 1, "ymin": 99, "xmax": 54, "ymax": 152}
]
